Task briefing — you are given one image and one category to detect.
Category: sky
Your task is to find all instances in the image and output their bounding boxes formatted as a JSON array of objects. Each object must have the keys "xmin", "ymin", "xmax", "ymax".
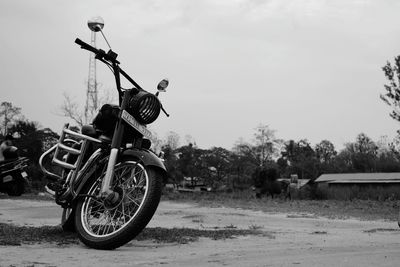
[{"xmin": 1, "ymin": 0, "xmax": 400, "ymax": 150}]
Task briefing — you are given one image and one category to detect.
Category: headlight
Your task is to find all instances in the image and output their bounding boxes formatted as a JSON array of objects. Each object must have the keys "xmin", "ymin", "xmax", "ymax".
[{"xmin": 129, "ymin": 91, "xmax": 161, "ymax": 124}]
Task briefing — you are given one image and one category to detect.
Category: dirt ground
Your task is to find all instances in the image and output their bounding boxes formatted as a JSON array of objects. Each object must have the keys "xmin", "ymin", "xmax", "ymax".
[{"xmin": 1, "ymin": 198, "xmax": 400, "ymax": 267}]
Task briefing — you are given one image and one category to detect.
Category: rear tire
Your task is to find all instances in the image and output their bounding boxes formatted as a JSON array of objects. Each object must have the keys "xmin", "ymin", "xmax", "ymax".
[
  {"xmin": 61, "ymin": 208, "xmax": 76, "ymax": 232},
  {"xmin": 74, "ymin": 159, "xmax": 163, "ymax": 250},
  {"xmin": 7, "ymin": 178, "xmax": 24, "ymax": 196}
]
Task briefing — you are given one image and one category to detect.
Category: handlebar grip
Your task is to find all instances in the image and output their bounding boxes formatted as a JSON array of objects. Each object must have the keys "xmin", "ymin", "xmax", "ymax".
[{"xmin": 75, "ymin": 38, "xmax": 98, "ymax": 54}]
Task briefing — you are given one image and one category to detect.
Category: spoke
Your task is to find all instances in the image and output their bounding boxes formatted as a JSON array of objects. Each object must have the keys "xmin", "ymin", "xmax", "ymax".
[
  {"xmin": 90, "ymin": 200, "xmax": 103, "ymax": 212},
  {"xmin": 130, "ymin": 166, "xmax": 139, "ymax": 184},
  {"xmin": 135, "ymin": 172, "xmax": 146, "ymax": 188},
  {"xmin": 105, "ymin": 211, "xmax": 113, "ymax": 235},
  {"xmin": 119, "ymin": 165, "xmax": 131, "ymax": 179},
  {"xmin": 122, "ymin": 167, "xmax": 140, "ymax": 187},
  {"xmin": 111, "ymin": 207, "xmax": 119, "ymax": 224},
  {"xmin": 98, "ymin": 214, "xmax": 108, "ymax": 231},
  {"xmin": 132, "ymin": 168, "xmax": 144, "ymax": 185},
  {"xmin": 126, "ymin": 187, "xmax": 145, "ymax": 202},
  {"xmin": 95, "ymin": 220, "xmax": 103, "ymax": 235},
  {"xmin": 118, "ymin": 165, "xmax": 134, "ymax": 182},
  {"xmin": 125, "ymin": 187, "xmax": 140, "ymax": 196},
  {"xmin": 90, "ymin": 199, "xmax": 102, "ymax": 208},
  {"xmin": 109, "ymin": 210, "xmax": 117, "ymax": 233},
  {"xmin": 114, "ymin": 206, "xmax": 125, "ymax": 221},
  {"xmin": 100, "ymin": 212, "xmax": 108, "ymax": 235},
  {"xmin": 125, "ymin": 201, "xmax": 132, "ymax": 216},
  {"xmin": 112, "ymin": 210, "xmax": 123, "ymax": 224},
  {"xmin": 112, "ymin": 172, "xmax": 122, "ymax": 187},
  {"xmin": 121, "ymin": 202, "xmax": 126, "ymax": 224},
  {"xmin": 126, "ymin": 195, "xmax": 141, "ymax": 207}
]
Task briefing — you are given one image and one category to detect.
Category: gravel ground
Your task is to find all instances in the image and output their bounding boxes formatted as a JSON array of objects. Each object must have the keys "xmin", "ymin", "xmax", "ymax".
[{"xmin": 1, "ymin": 198, "xmax": 400, "ymax": 266}]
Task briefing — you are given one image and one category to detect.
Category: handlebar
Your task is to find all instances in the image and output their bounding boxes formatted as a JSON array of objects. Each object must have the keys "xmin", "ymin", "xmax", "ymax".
[
  {"xmin": 75, "ymin": 38, "xmax": 120, "ymax": 64},
  {"xmin": 76, "ymin": 38, "xmax": 144, "ymax": 92},
  {"xmin": 75, "ymin": 38, "xmax": 99, "ymax": 54},
  {"xmin": 74, "ymin": 37, "xmax": 169, "ymax": 117}
]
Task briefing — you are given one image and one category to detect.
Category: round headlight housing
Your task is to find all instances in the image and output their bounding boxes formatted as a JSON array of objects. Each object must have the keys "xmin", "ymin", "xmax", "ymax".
[{"xmin": 129, "ymin": 91, "xmax": 161, "ymax": 124}]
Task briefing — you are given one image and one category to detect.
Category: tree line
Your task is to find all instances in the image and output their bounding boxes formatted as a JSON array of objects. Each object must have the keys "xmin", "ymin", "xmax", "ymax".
[
  {"xmin": 2, "ymin": 103, "xmax": 400, "ymax": 192},
  {"xmin": 1, "ymin": 54, "xmax": 400, "ymax": 191},
  {"xmin": 159, "ymin": 126, "xmax": 400, "ymax": 191}
]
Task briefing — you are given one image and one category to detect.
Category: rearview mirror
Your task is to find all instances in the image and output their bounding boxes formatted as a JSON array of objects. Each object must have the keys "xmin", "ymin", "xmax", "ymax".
[{"xmin": 157, "ymin": 79, "xmax": 169, "ymax": 93}]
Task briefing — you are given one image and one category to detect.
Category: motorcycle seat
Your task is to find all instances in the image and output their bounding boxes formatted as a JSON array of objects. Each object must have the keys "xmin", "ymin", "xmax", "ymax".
[
  {"xmin": 81, "ymin": 125, "xmax": 97, "ymax": 138},
  {"xmin": 81, "ymin": 125, "xmax": 112, "ymax": 144}
]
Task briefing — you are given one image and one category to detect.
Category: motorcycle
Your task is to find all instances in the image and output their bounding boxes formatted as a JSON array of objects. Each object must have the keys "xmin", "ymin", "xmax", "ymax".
[
  {"xmin": 39, "ymin": 17, "xmax": 169, "ymax": 250},
  {"xmin": 0, "ymin": 154, "xmax": 29, "ymax": 196}
]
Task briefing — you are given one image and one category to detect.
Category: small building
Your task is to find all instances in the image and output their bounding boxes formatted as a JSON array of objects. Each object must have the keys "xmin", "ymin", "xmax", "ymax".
[
  {"xmin": 178, "ymin": 177, "xmax": 212, "ymax": 192},
  {"xmin": 315, "ymin": 173, "xmax": 400, "ymax": 185},
  {"xmin": 314, "ymin": 173, "xmax": 400, "ymax": 200}
]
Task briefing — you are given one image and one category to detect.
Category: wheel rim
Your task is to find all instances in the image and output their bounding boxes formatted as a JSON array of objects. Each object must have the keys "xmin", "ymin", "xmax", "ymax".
[{"xmin": 81, "ymin": 161, "xmax": 149, "ymax": 238}]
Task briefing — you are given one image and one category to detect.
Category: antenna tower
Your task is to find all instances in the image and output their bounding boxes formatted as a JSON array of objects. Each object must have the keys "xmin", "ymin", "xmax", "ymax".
[{"xmin": 84, "ymin": 31, "xmax": 98, "ymax": 123}]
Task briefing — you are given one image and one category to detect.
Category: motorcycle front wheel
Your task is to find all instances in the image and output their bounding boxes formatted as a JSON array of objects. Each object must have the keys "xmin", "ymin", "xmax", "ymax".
[{"xmin": 74, "ymin": 159, "xmax": 163, "ymax": 250}]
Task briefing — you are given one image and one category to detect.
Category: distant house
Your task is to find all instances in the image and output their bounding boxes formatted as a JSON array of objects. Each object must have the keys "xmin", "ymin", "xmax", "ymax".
[
  {"xmin": 315, "ymin": 173, "xmax": 400, "ymax": 186},
  {"xmin": 177, "ymin": 177, "xmax": 212, "ymax": 192},
  {"xmin": 314, "ymin": 173, "xmax": 400, "ymax": 200}
]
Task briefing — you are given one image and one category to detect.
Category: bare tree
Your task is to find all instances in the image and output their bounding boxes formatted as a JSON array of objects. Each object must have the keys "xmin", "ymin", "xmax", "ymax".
[
  {"xmin": 253, "ymin": 124, "xmax": 282, "ymax": 164},
  {"xmin": 165, "ymin": 131, "xmax": 181, "ymax": 150},
  {"xmin": 182, "ymin": 134, "xmax": 195, "ymax": 146},
  {"xmin": 60, "ymin": 93, "xmax": 85, "ymax": 127},
  {"xmin": 60, "ymin": 87, "xmax": 116, "ymax": 127},
  {"xmin": 233, "ymin": 124, "xmax": 282, "ymax": 167},
  {"xmin": 147, "ymin": 128, "xmax": 163, "ymax": 154},
  {"xmin": 0, "ymin": 102, "xmax": 22, "ymax": 135}
]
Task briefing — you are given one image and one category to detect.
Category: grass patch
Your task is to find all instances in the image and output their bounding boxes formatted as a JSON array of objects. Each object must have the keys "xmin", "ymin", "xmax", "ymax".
[
  {"xmin": 0, "ymin": 223, "xmax": 78, "ymax": 246},
  {"xmin": 0, "ymin": 223, "xmax": 264, "ymax": 246},
  {"xmin": 363, "ymin": 228, "xmax": 400, "ymax": 233},
  {"xmin": 136, "ymin": 227, "xmax": 265, "ymax": 244},
  {"xmin": 311, "ymin": 231, "xmax": 328, "ymax": 235}
]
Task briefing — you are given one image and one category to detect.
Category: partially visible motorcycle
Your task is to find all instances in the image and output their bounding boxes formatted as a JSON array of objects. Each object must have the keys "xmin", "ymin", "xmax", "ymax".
[
  {"xmin": 39, "ymin": 17, "xmax": 169, "ymax": 250},
  {"xmin": 0, "ymin": 153, "xmax": 29, "ymax": 196}
]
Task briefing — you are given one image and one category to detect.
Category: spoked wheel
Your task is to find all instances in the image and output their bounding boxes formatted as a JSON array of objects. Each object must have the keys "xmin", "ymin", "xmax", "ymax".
[{"xmin": 74, "ymin": 159, "xmax": 163, "ymax": 250}]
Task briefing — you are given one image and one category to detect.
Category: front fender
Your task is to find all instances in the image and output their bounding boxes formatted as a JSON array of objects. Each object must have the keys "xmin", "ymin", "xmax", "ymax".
[{"xmin": 121, "ymin": 148, "xmax": 167, "ymax": 177}]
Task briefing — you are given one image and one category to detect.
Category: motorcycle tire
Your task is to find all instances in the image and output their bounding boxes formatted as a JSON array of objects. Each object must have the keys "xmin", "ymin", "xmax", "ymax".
[
  {"xmin": 61, "ymin": 208, "xmax": 76, "ymax": 232},
  {"xmin": 74, "ymin": 158, "xmax": 163, "ymax": 250}
]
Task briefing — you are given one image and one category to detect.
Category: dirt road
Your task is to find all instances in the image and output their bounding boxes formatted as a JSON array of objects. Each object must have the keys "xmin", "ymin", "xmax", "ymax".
[{"xmin": 1, "ymin": 198, "xmax": 400, "ymax": 266}]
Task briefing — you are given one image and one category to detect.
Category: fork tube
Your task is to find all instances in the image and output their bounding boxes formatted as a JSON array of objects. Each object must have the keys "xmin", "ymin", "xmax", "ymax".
[
  {"xmin": 100, "ymin": 66, "xmax": 132, "ymax": 195},
  {"xmin": 100, "ymin": 148, "xmax": 119, "ymax": 195},
  {"xmin": 100, "ymin": 120, "xmax": 127, "ymax": 194}
]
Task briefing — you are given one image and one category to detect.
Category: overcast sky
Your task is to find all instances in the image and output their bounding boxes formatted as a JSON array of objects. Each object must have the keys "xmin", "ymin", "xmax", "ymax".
[{"xmin": 1, "ymin": 0, "xmax": 400, "ymax": 150}]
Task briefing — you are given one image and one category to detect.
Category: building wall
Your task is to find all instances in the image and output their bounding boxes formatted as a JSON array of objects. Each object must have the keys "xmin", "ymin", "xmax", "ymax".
[{"xmin": 316, "ymin": 183, "xmax": 400, "ymax": 200}]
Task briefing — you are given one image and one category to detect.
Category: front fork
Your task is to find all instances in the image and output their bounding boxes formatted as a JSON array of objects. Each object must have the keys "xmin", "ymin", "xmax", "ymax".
[
  {"xmin": 100, "ymin": 147, "xmax": 119, "ymax": 197},
  {"xmin": 99, "ymin": 72, "xmax": 131, "ymax": 198}
]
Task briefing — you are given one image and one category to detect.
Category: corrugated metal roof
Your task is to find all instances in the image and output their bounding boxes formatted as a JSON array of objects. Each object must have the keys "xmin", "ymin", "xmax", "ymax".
[{"xmin": 315, "ymin": 173, "xmax": 400, "ymax": 184}]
